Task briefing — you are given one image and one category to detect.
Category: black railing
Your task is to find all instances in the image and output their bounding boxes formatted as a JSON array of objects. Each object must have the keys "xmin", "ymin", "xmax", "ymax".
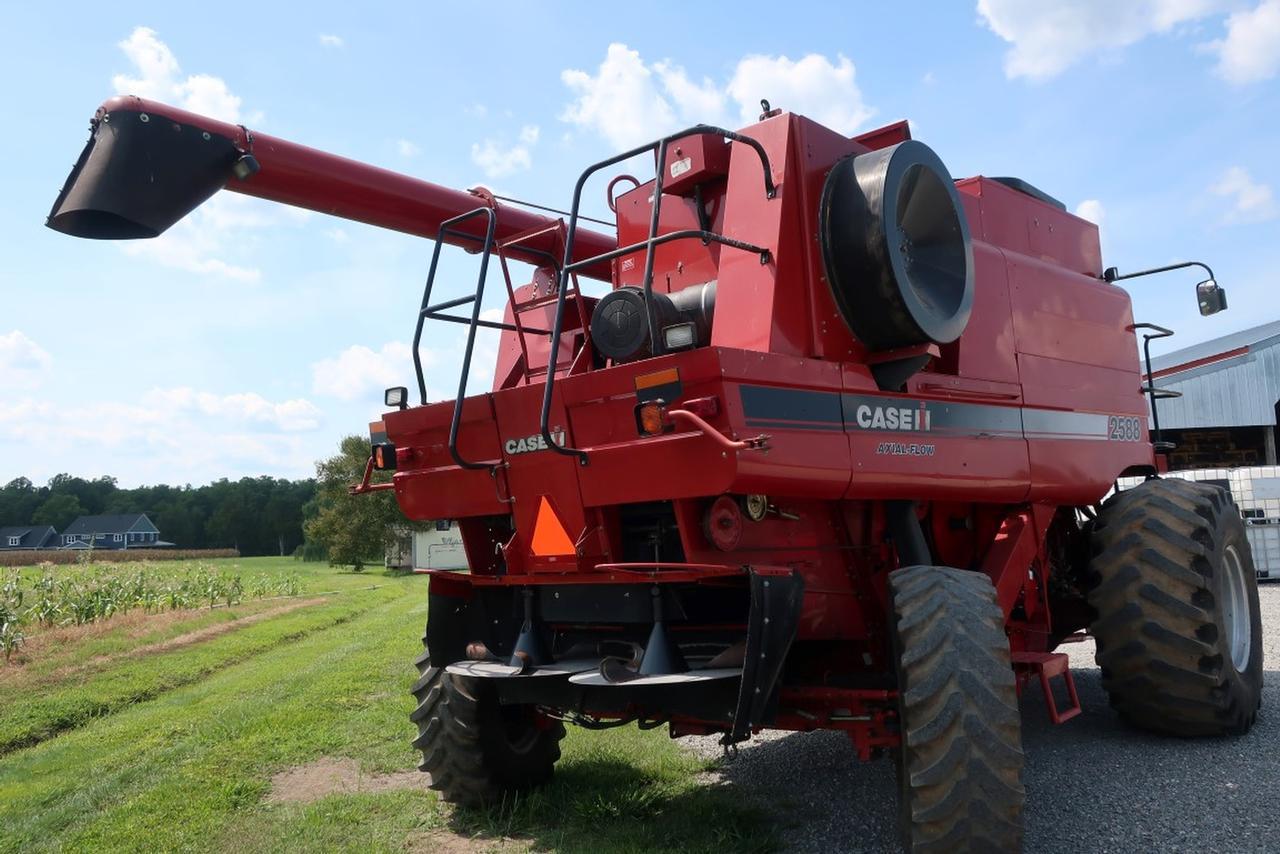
[
  {"xmin": 538, "ymin": 125, "xmax": 778, "ymax": 464},
  {"xmin": 411, "ymin": 207, "xmax": 499, "ymax": 470},
  {"xmin": 1131, "ymin": 322, "xmax": 1182, "ymax": 452}
]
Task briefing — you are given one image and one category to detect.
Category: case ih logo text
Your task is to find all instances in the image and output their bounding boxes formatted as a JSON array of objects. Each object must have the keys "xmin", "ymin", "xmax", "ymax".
[
  {"xmin": 854, "ymin": 403, "xmax": 931, "ymax": 432},
  {"xmin": 504, "ymin": 430, "xmax": 566, "ymax": 455}
]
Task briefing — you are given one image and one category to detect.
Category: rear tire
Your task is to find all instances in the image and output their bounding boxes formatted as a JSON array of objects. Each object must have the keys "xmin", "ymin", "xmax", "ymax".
[
  {"xmin": 889, "ymin": 565, "xmax": 1025, "ymax": 852},
  {"xmin": 1086, "ymin": 478, "xmax": 1263, "ymax": 736},
  {"xmin": 410, "ymin": 644, "xmax": 565, "ymax": 806}
]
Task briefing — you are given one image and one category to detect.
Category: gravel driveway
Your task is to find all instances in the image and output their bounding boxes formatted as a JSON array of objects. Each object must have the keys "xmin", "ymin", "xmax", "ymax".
[{"xmin": 684, "ymin": 584, "xmax": 1280, "ymax": 853}]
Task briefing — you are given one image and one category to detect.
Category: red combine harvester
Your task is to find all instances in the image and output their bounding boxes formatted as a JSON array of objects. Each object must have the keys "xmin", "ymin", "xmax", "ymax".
[{"xmin": 49, "ymin": 94, "xmax": 1261, "ymax": 851}]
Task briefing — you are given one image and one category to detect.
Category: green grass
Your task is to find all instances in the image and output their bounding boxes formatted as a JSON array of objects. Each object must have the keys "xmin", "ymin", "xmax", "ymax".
[{"xmin": 0, "ymin": 557, "xmax": 771, "ymax": 853}]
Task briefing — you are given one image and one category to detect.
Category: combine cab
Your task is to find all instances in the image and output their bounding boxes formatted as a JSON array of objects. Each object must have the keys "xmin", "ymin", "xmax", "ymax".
[{"xmin": 50, "ymin": 94, "xmax": 1261, "ymax": 851}]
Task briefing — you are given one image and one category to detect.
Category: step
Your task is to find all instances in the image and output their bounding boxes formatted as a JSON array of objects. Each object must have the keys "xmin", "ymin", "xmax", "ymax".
[{"xmin": 1012, "ymin": 651, "xmax": 1082, "ymax": 724}]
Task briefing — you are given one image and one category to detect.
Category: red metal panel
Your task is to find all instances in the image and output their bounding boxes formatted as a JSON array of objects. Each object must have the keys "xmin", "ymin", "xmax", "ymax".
[
  {"xmin": 711, "ymin": 115, "xmax": 808, "ymax": 356},
  {"xmin": 614, "ymin": 181, "xmax": 723, "ymax": 292},
  {"xmin": 718, "ymin": 349, "xmax": 854, "ymax": 499},
  {"xmin": 489, "ymin": 383, "xmax": 592, "ymax": 572},
  {"xmin": 393, "ymin": 466, "xmax": 507, "ymax": 520},
  {"xmin": 843, "ymin": 364, "xmax": 1032, "ymax": 503},
  {"xmin": 850, "ymin": 120, "xmax": 912, "ymax": 150},
  {"xmin": 791, "ymin": 118, "xmax": 866, "ymax": 362},
  {"xmin": 935, "ymin": 242, "xmax": 1021, "ymax": 385},
  {"xmin": 1006, "ymin": 257, "xmax": 1140, "ymax": 381},
  {"xmin": 661, "ymin": 133, "xmax": 731, "ymax": 197},
  {"xmin": 386, "ymin": 394, "xmax": 508, "ymax": 520}
]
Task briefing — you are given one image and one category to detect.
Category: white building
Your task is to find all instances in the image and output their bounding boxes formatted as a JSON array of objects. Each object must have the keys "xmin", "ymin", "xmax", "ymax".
[{"xmin": 386, "ymin": 520, "xmax": 467, "ymax": 571}]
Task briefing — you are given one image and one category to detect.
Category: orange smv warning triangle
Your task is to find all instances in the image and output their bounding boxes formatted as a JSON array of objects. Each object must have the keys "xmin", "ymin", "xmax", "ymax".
[{"xmin": 531, "ymin": 496, "xmax": 576, "ymax": 556}]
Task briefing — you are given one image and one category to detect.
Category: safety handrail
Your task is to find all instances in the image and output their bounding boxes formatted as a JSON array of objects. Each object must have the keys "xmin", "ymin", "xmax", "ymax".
[
  {"xmin": 411, "ymin": 207, "xmax": 502, "ymax": 471},
  {"xmin": 540, "ymin": 124, "xmax": 778, "ymax": 464},
  {"xmin": 1130, "ymin": 322, "xmax": 1176, "ymax": 450}
]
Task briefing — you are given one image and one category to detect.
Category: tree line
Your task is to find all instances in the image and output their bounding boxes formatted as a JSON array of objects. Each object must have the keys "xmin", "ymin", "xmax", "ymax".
[{"xmin": 0, "ymin": 474, "xmax": 316, "ymax": 557}]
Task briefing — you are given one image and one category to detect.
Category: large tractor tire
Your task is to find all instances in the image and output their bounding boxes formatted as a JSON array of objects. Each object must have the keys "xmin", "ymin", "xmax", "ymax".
[
  {"xmin": 889, "ymin": 565, "xmax": 1025, "ymax": 853},
  {"xmin": 1086, "ymin": 478, "xmax": 1263, "ymax": 736},
  {"xmin": 410, "ymin": 645, "xmax": 565, "ymax": 806}
]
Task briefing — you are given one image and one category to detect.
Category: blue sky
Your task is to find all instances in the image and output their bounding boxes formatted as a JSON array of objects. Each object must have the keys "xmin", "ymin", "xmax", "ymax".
[{"xmin": 1, "ymin": 1, "xmax": 1277, "ymax": 487}]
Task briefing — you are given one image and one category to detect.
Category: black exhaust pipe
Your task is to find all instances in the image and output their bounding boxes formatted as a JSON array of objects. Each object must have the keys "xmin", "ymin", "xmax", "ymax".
[{"xmin": 46, "ymin": 103, "xmax": 242, "ymax": 240}]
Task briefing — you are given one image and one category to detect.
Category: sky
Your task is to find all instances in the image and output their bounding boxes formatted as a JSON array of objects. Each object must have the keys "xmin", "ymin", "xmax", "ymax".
[{"xmin": 1, "ymin": 1, "xmax": 1277, "ymax": 488}]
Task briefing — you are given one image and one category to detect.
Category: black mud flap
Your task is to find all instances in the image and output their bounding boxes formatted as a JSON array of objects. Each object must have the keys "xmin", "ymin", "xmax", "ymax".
[
  {"xmin": 727, "ymin": 568, "xmax": 805, "ymax": 744},
  {"xmin": 425, "ymin": 589, "xmax": 472, "ymax": 667},
  {"xmin": 426, "ymin": 581, "xmax": 525, "ymax": 668}
]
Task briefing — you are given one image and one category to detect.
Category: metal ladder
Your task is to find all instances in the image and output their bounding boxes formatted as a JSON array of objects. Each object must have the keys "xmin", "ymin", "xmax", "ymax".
[
  {"xmin": 1132, "ymin": 322, "xmax": 1183, "ymax": 453},
  {"xmin": 492, "ymin": 219, "xmax": 588, "ymax": 388}
]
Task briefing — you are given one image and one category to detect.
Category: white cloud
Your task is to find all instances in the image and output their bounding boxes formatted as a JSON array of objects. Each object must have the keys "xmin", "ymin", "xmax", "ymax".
[
  {"xmin": 0, "ymin": 331, "xmax": 52, "ymax": 390},
  {"xmin": 142, "ymin": 388, "xmax": 321, "ymax": 431},
  {"xmin": 1210, "ymin": 166, "xmax": 1277, "ymax": 222},
  {"xmin": 561, "ymin": 44, "xmax": 678, "ymax": 150},
  {"xmin": 471, "ymin": 139, "xmax": 533, "ymax": 178},
  {"xmin": 976, "ymin": 0, "xmax": 1225, "ymax": 80},
  {"xmin": 1207, "ymin": 0, "xmax": 1280, "ymax": 83},
  {"xmin": 396, "ymin": 138, "xmax": 421, "ymax": 157},
  {"xmin": 318, "ymin": 33, "xmax": 344, "ymax": 48},
  {"xmin": 465, "ymin": 103, "xmax": 488, "ymax": 118},
  {"xmin": 0, "ymin": 391, "xmax": 322, "ymax": 484},
  {"xmin": 518, "ymin": 124, "xmax": 540, "ymax": 145},
  {"xmin": 559, "ymin": 44, "xmax": 873, "ymax": 150},
  {"xmin": 312, "ymin": 342, "xmax": 423, "ymax": 401},
  {"xmin": 654, "ymin": 60, "xmax": 727, "ymax": 123},
  {"xmin": 112, "ymin": 27, "xmax": 245, "ymax": 122},
  {"xmin": 1075, "ymin": 199, "xmax": 1105, "ymax": 223},
  {"xmin": 726, "ymin": 54, "xmax": 872, "ymax": 132},
  {"xmin": 325, "ymin": 227, "xmax": 350, "ymax": 244},
  {"xmin": 119, "ymin": 194, "xmax": 269, "ymax": 281}
]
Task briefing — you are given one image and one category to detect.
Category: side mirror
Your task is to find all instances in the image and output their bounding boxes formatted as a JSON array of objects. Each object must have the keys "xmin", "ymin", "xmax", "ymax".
[{"xmin": 1197, "ymin": 279, "xmax": 1227, "ymax": 316}]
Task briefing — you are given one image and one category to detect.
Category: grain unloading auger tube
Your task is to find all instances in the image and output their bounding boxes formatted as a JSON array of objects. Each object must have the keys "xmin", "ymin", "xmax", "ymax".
[
  {"xmin": 46, "ymin": 95, "xmax": 617, "ymax": 278},
  {"xmin": 49, "ymin": 92, "xmax": 1254, "ymax": 854}
]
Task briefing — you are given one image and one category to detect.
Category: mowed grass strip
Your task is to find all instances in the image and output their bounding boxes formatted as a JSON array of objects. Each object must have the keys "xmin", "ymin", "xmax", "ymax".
[
  {"xmin": 3, "ymin": 594, "xmax": 325, "ymax": 681},
  {"xmin": 0, "ymin": 585, "xmax": 393, "ymax": 754},
  {"xmin": 0, "ymin": 577, "xmax": 773, "ymax": 853}
]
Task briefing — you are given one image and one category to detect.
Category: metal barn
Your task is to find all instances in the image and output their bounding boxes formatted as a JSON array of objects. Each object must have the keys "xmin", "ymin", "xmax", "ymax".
[{"xmin": 1148, "ymin": 319, "xmax": 1280, "ymax": 469}]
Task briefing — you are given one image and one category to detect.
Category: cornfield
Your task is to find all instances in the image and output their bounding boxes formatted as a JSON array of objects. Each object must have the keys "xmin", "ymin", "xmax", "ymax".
[
  {"xmin": 0, "ymin": 563, "xmax": 304, "ymax": 661},
  {"xmin": 0, "ymin": 548, "xmax": 240, "ymax": 568}
]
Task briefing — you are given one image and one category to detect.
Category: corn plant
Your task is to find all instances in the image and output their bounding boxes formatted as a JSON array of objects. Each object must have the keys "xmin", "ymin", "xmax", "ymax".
[
  {"xmin": 0, "ymin": 572, "xmax": 25, "ymax": 660},
  {"xmin": 30, "ymin": 572, "xmax": 61, "ymax": 626},
  {"xmin": 0, "ymin": 562, "xmax": 311, "ymax": 648},
  {"xmin": 0, "ymin": 616, "xmax": 22, "ymax": 662}
]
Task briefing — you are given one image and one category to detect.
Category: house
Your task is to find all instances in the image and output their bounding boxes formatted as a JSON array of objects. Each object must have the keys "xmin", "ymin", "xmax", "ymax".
[
  {"xmin": 0, "ymin": 525, "xmax": 60, "ymax": 550},
  {"xmin": 385, "ymin": 520, "xmax": 467, "ymax": 571},
  {"xmin": 60, "ymin": 513, "xmax": 169, "ymax": 550}
]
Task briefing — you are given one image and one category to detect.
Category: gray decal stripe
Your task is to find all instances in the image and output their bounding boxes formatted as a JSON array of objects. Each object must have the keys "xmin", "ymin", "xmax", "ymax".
[
  {"xmin": 1021, "ymin": 409, "xmax": 1111, "ymax": 440},
  {"xmin": 843, "ymin": 393, "xmax": 1023, "ymax": 436},
  {"xmin": 739, "ymin": 384, "xmax": 843, "ymax": 424},
  {"xmin": 736, "ymin": 383, "xmax": 1134, "ymax": 441}
]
